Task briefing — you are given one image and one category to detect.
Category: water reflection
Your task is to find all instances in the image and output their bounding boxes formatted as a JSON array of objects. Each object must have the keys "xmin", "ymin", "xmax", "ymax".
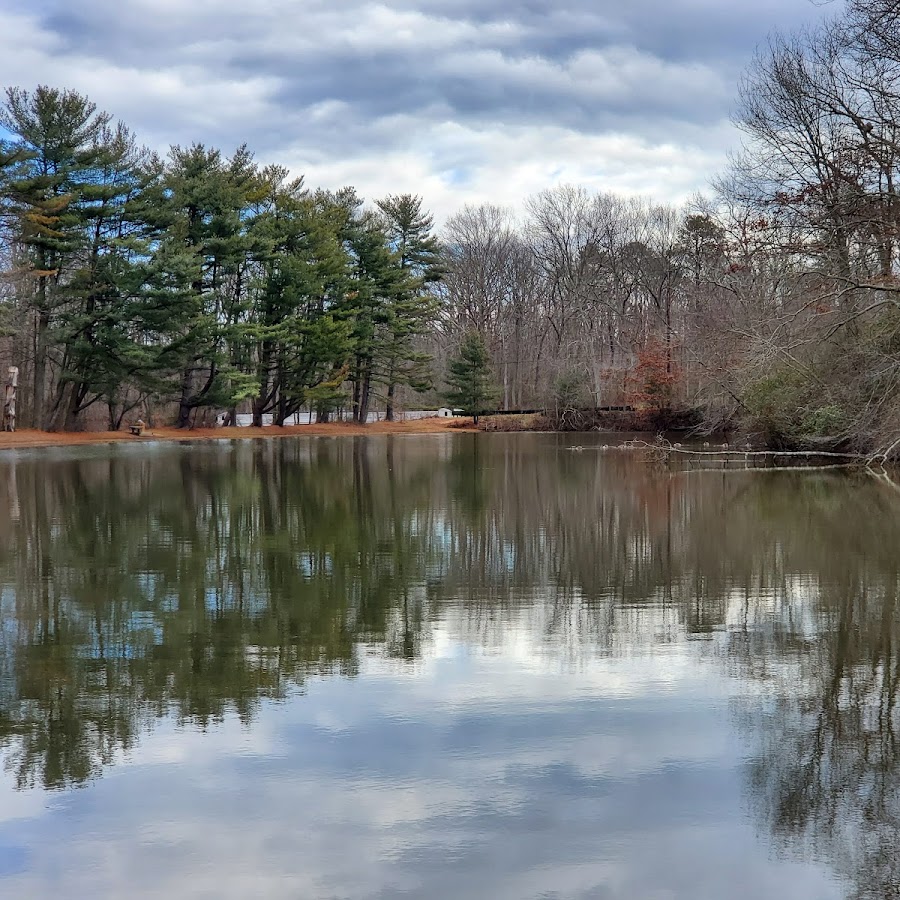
[
  {"xmin": 0, "ymin": 435, "xmax": 896, "ymax": 898},
  {"xmin": 730, "ymin": 482, "xmax": 900, "ymax": 900}
]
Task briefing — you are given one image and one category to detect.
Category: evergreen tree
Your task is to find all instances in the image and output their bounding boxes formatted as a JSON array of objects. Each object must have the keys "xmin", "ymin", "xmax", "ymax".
[
  {"xmin": 157, "ymin": 143, "xmax": 259, "ymax": 427},
  {"xmin": 375, "ymin": 193, "xmax": 442, "ymax": 420},
  {"xmin": 49, "ymin": 124, "xmax": 164, "ymax": 430},
  {"xmin": 444, "ymin": 332, "xmax": 498, "ymax": 424},
  {"xmin": 0, "ymin": 86, "xmax": 112, "ymax": 427},
  {"xmin": 339, "ymin": 195, "xmax": 405, "ymax": 424},
  {"xmin": 249, "ymin": 174, "xmax": 352, "ymax": 426},
  {"xmin": 376, "ymin": 193, "xmax": 442, "ymax": 276}
]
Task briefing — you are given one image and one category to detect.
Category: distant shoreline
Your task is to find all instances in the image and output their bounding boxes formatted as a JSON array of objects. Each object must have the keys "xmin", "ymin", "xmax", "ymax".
[{"xmin": 0, "ymin": 417, "xmax": 479, "ymax": 451}]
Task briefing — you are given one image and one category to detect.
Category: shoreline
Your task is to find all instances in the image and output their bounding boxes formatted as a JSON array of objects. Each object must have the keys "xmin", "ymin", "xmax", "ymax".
[{"xmin": 0, "ymin": 417, "xmax": 479, "ymax": 451}]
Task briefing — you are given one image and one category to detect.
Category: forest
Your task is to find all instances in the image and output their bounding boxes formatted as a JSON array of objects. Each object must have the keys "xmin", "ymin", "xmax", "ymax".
[{"xmin": 1, "ymin": 0, "xmax": 899, "ymax": 457}]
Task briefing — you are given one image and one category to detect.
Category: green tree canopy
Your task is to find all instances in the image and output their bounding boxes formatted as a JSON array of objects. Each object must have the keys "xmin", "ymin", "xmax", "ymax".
[{"xmin": 444, "ymin": 331, "xmax": 498, "ymax": 424}]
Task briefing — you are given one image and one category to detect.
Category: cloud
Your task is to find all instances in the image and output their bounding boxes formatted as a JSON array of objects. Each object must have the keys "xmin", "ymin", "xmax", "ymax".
[
  {"xmin": 0, "ymin": 0, "xmax": 837, "ymax": 220},
  {"xmin": 0, "ymin": 631, "xmax": 845, "ymax": 899}
]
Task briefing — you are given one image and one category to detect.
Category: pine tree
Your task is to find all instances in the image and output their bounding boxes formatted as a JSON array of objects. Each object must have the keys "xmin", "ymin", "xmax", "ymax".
[
  {"xmin": 338, "ymin": 195, "xmax": 405, "ymax": 424},
  {"xmin": 249, "ymin": 175, "xmax": 353, "ymax": 426},
  {"xmin": 50, "ymin": 123, "xmax": 164, "ymax": 430},
  {"xmin": 444, "ymin": 332, "xmax": 498, "ymax": 424},
  {"xmin": 375, "ymin": 193, "xmax": 442, "ymax": 420},
  {"xmin": 0, "ymin": 86, "xmax": 112, "ymax": 427},
  {"xmin": 157, "ymin": 143, "xmax": 259, "ymax": 427}
]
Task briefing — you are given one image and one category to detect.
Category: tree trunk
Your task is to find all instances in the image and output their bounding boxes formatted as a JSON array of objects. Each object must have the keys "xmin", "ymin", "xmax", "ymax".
[
  {"xmin": 3, "ymin": 367, "xmax": 18, "ymax": 432},
  {"xmin": 353, "ymin": 358, "xmax": 372, "ymax": 424},
  {"xmin": 33, "ymin": 303, "xmax": 50, "ymax": 430},
  {"xmin": 274, "ymin": 396, "xmax": 288, "ymax": 427},
  {"xmin": 358, "ymin": 371, "xmax": 371, "ymax": 424},
  {"xmin": 251, "ymin": 393, "xmax": 265, "ymax": 427},
  {"xmin": 176, "ymin": 367, "xmax": 194, "ymax": 428},
  {"xmin": 385, "ymin": 382, "xmax": 396, "ymax": 421},
  {"xmin": 665, "ymin": 290, "xmax": 673, "ymax": 376},
  {"xmin": 62, "ymin": 382, "xmax": 85, "ymax": 432},
  {"xmin": 352, "ymin": 361, "xmax": 362, "ymax": 423},
  {"xmin": 253, "ymin": 343, "xmax": 273, "ymax": 426}
]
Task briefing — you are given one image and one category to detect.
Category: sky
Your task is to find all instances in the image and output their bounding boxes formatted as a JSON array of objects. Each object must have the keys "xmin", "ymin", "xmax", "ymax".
[{"xmin": 0, "ymin": 0, "xmax": 840, "ymax": 222}]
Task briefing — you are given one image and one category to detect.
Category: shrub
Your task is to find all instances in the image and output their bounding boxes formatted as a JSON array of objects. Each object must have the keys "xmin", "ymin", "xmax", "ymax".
[
  {"xmin": 625, "ymin": 340, "xmax": 680, "ymax": 425},
  {"xmin": 800, "ymin": 404, "xmax": 847, "ymax": 436}
]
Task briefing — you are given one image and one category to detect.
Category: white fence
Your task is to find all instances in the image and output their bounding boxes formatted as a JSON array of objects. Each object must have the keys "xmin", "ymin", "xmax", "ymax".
[{"xmin": 230, "ymin": 410, "xmax": 443, "ymax": 427}]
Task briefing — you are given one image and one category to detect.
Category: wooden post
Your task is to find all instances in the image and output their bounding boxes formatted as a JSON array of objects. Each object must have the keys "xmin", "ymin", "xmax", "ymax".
[{"xmin": 3, "ymin": 367, "xmax": 17, "ymax": 432}]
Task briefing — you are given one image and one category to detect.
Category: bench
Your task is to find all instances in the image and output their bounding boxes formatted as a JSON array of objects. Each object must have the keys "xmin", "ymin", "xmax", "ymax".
[{"xmin": 129, "ymin": 423, "xmax": 144, "ymax": 436}]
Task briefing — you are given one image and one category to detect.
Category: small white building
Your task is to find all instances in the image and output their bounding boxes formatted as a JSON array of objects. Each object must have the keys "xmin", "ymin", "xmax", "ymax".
[{"xmin": 437, "ymin": 407, "xmax": 453, "ymax": 417}]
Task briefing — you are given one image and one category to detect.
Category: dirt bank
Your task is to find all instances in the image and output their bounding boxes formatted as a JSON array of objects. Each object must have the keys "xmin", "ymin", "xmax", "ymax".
[{"xmin": 0, "ymin": 417, "xmax": 478, "ymax": 450}]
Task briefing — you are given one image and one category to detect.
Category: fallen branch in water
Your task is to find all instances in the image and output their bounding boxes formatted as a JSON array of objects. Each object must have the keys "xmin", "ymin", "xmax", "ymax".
[
  {"xmin": 869, "ymin": 435, "xmax": 900, "ymax": 467},
  {"xmin": 566, "ymin": 439, "xmax": 898, "ymax": 472},
  {"xmin": 869, "ymin": 467, "xmax": 900, "ymax": 494},
  {"xmin": 617, "ymin": 440, "xmax": 866, "ymax": 461}
]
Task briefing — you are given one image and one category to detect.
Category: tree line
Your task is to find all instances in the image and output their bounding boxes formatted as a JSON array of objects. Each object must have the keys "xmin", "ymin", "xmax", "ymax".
[
  {"xmin": 435, "ymin": 0, "xmax": 900, "ymax": 453},
  {"xmin": 0, "ymin": 91, "xmax": 442, "ymax": 430},
  {"xmin": 2, "ymin": 0, "xmax": 899, "ymax": 453}
]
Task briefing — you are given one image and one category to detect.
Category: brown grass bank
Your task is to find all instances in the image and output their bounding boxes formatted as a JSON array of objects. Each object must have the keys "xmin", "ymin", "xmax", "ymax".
[{"xmin": 0, "ymin": 417, "xmax": 478, "ymax": 451}]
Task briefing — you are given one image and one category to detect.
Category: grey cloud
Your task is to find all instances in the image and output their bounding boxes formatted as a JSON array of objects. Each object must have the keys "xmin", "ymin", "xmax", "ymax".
[
  {"xmin": 387, "ymin": 0, "xmax": 837, "ymax": 63},
  {"xmin": 1, "ymin": 0, "xmax": 837, "ymax": 210},
  {"xmin": 22, "ymin": 0, "xmax": 825, "ymax": 119}
]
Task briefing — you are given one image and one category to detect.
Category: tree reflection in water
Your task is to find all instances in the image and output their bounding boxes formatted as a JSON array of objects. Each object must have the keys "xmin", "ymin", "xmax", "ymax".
[
  {"xmin": 728, "ymin": 480, "xmax": 900, "ymax": 900},
  {"xmin": 0, "ymin": 435, "xmax": 897, "ymax": 896}
]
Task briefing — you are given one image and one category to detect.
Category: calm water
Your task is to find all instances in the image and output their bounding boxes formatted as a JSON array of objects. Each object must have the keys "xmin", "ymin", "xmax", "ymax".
[{"xmin": 0, "ymin": 433, "xmax": 898, "ymax": 899}]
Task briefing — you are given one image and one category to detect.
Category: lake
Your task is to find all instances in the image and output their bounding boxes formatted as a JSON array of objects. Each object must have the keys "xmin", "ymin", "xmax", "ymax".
[{"xmin": 0, "ymin": 433, "xmax": 897, "ymax": 899}]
